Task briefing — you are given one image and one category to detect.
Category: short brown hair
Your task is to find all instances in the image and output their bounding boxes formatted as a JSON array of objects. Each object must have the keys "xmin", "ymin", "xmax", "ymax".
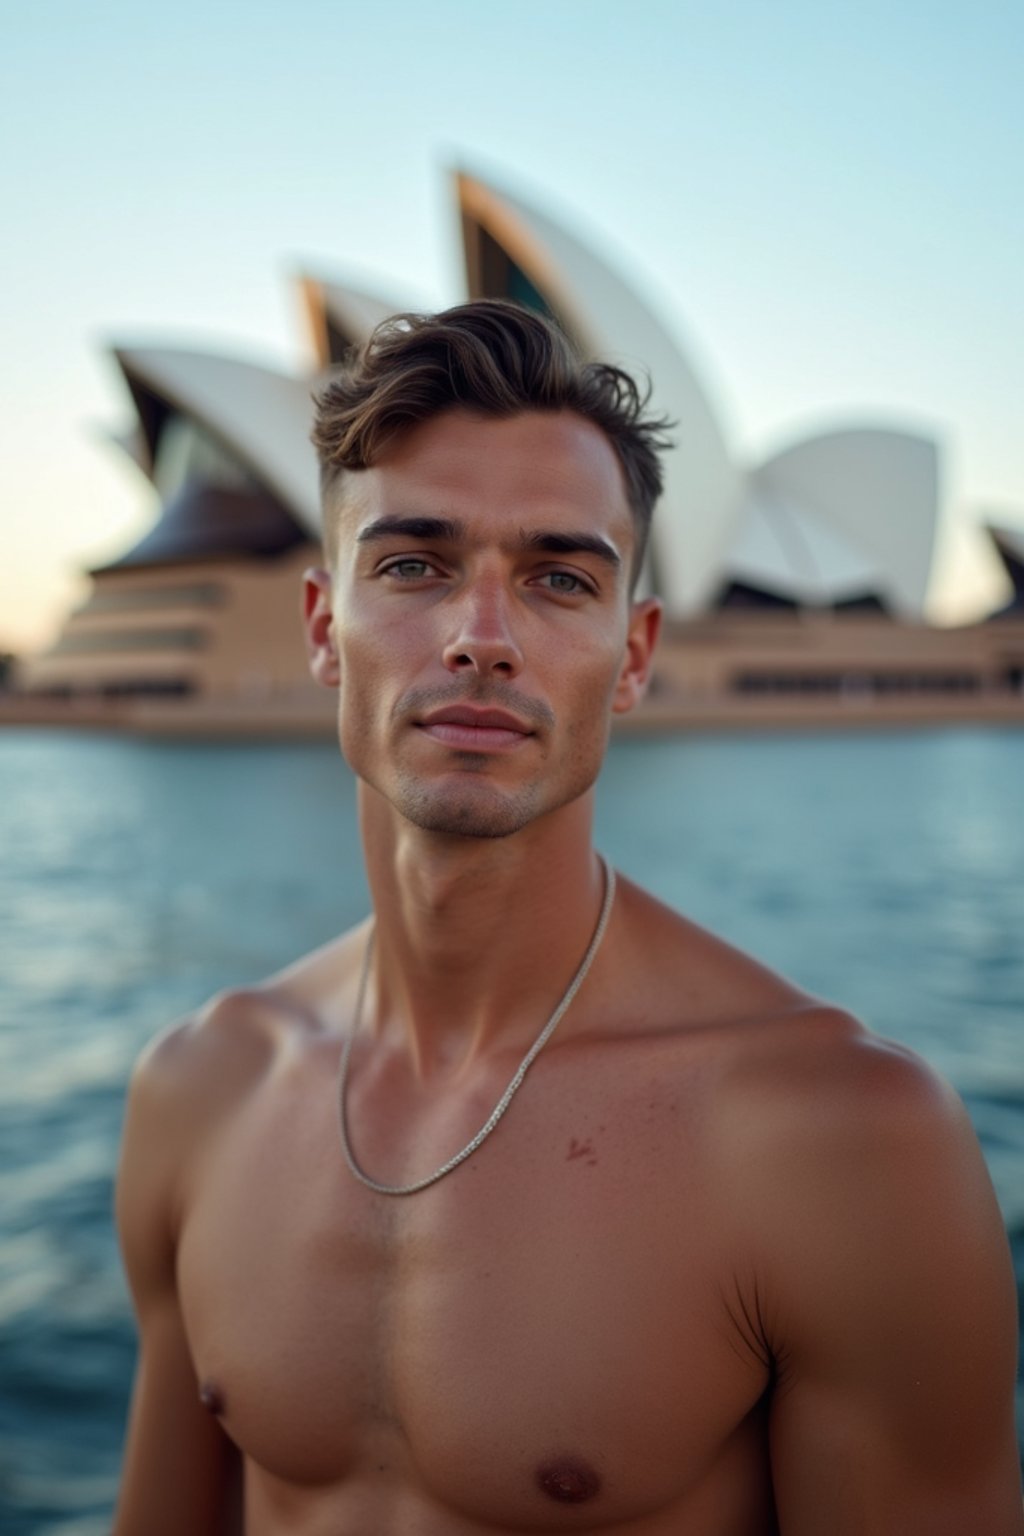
[{"xmin": 311, "ymin": 300, "xmax": 672, "ymax": 580}]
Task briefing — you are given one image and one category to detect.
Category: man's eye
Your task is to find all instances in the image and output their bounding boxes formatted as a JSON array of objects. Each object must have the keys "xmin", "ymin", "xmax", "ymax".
[
  {"xmin": 384, "ymin": 559, "xmax": 433, "ymax": 580},
  {"xmin": 541, "ymin": 570, "xmax": 589, "ymax": 595}
]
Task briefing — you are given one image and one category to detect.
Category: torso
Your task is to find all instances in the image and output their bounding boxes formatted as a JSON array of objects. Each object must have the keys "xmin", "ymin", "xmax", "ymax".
[{"xmin": 169, "ymin": 882, "xmax": 837, "ymax": 1534}]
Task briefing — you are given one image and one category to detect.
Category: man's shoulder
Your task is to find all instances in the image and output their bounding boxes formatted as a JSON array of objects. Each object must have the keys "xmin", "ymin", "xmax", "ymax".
[
  {"xmin": 619, "ymin": 876, "xmax": 973, "ymax": 1192},
  {"xmin": 620, "ymin": 875, "xmax": 955, "ymax": 1120},
  {"xmin": 128, "ymin": 921, "xmax": 370, "ymax": 1122},
  {"xmin": 720, "ymin": 1010, "xmax": 1018, "ymax": 1487},
  {"xmin": 116, "ymin": 925, "xmax": 370, "ymax": 1279},
  {"xmin": 723, "ymin": 1003, "xmax": 963, "ymax": 1152},
  {"xmin": 714, "ymin": 1004, "xmax": 993, "ymax": 1285}
]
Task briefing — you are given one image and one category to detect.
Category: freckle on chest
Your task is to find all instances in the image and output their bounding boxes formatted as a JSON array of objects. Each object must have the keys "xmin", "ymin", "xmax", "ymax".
[{"xmin": 537, "ymin": 1456, "xmax": 601, "ymax": 1503}]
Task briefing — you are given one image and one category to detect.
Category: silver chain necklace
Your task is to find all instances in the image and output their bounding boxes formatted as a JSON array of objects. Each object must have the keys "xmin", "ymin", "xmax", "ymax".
[{"xmin": 337, "ymin": 856, "xmax": 616, "ymax": 1196}]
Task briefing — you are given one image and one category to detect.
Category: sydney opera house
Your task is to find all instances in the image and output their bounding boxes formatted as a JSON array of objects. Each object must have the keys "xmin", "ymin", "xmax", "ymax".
[{"xmin": 13, "ymin": 171, "xmax": 1024, "ymax": 733}]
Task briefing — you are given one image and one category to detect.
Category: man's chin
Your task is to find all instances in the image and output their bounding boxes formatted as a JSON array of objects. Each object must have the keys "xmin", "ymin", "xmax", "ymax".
[{"xmin": 395, "ymin": 782, "xmax": 541, "ymax": 840}]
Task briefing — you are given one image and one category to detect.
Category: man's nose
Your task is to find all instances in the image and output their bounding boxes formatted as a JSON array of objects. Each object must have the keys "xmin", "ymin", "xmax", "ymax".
[{"xmin": 441, "ymin": 579, "xmax": 524, "ymax": 679}]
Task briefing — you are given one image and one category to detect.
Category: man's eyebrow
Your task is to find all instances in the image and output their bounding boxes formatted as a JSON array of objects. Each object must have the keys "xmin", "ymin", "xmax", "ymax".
[
  {"xmin": 355, "ymin": 515, "xmax": 621, "ymax": 572},
  {"xmin": 518, "ymin": 530, "xmax": 621, "ymax": 570},
  {"xmin": 356, "ymin": 515, "xmax": 463, "ymax": 545}
]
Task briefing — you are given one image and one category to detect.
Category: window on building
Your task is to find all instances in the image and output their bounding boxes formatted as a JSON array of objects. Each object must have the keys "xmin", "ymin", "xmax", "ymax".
[
  {"xmin": 78, "ymin": 584, "xmax": 225, "ymax": 615},
  {"xmin": 51, "ymin": 628, "xmax": 208, "ymax": 655}
]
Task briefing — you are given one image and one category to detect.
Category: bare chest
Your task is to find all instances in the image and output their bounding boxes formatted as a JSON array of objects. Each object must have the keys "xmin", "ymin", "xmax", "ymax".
[{"xmin": 177, "ymin": 1041, "xmax": 771, "ymax": 1528}]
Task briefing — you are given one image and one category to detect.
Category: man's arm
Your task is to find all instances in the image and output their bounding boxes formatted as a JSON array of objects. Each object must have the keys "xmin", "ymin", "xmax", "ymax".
[
  {"xmin": 735, "ymin": 1016, "xmax": 1022, "ymax": 1534},
  {"xmin": 112, "ymin": 1022, "xmax": 243, "ymax": 1536}
]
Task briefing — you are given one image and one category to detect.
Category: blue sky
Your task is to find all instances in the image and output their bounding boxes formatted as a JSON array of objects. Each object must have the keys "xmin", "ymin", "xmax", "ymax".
[{"xmin": 2, "ymin": 0, "xmax": 1022, "ymax": 649}]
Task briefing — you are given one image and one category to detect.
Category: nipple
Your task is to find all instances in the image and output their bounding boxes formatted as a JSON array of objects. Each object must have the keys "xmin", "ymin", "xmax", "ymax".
[
  {"xmin": 198, "ymin": 1379, "xmax": 225, "ymax": 1416},
  {"xmin": 536, "ymin": 1456, "xmax": 601, "ymax": 1503}
]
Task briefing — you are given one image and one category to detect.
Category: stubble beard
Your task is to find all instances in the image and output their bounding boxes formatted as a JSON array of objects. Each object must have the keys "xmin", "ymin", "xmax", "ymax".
[{"xmin": 390, "ymin": 759, "xmax": 548, "ymax": 839}]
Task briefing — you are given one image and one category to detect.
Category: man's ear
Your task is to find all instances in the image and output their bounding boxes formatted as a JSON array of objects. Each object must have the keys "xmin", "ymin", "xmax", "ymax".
[
  {"xmin": 612, "ymin": 597, "xmax": 662, "ymax": 715},
  {"xmin": 303, "ymin": 567, "xmax": 340, "ymax": 688}
]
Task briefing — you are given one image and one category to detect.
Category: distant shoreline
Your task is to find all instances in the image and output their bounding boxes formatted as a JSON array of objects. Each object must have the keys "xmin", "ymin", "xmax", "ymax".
[{"xmin": 1, "ymin": 689, "xmax": 1023, "ymax": 738}]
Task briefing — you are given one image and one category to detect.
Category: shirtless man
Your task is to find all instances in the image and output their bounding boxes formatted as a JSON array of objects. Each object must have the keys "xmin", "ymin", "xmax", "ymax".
[{"xmin": 113, "ymin": 300, "xmax": 1022, "ymax": 1534}]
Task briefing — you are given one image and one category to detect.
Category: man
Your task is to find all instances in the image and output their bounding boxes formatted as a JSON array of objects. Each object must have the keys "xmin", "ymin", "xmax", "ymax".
[{"xmin": 114, "ymin": 300, "xmax": 1022, "ymax": 1534}]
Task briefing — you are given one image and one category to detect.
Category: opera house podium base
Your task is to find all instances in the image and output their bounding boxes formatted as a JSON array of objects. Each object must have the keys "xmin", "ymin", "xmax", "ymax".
[{"xmin": 6, "ymin": 615, "xmax": 1023, "ymax": 739}]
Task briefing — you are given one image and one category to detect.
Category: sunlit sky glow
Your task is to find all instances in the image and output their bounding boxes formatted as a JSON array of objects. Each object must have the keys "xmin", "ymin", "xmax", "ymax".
[{"xmin": 2, "ymin": 0, "xmax": 1022, "ymax": 653}]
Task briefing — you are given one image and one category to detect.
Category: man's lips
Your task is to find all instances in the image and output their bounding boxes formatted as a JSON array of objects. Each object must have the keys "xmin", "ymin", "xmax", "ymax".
[{"xmin": 417, "ymin": 704, "xmax": 535, "ymax": 751}]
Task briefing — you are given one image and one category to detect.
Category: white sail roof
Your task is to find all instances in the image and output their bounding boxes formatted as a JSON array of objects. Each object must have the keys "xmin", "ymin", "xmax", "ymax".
[
  {"xmin": 750, "ymin": 427, "xmax": 939, "ymax": 616},
  {"xmin": 728, "ymin": 491, "xmax": 890, "ymax": 606},
  {"xmin": 114, "ymin": 346, "xmax": 321, "ymax": 538}
]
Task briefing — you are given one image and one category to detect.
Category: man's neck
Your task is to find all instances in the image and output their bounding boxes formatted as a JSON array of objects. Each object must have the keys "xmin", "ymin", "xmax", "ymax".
[{"xmin": 357, "ymin": 787, "xmax": 608, "ymax": 1077}]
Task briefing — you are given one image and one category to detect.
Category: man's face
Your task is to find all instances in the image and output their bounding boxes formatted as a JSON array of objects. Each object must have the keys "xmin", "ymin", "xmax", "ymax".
[{"xmin": 306, "ymin": 409, "xmax": 659, "ymax": 839}]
